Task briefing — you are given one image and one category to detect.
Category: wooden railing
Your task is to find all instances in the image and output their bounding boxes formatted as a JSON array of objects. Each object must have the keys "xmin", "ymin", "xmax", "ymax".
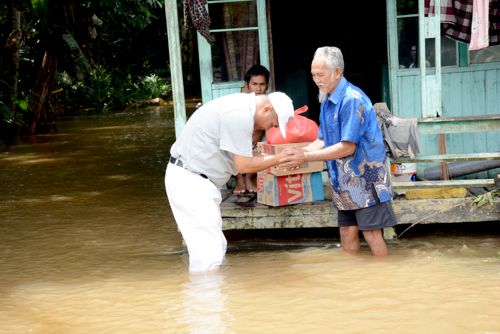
[{"xmin": 391, "ymin": 115, "xmax": 500, "ymax": 191}]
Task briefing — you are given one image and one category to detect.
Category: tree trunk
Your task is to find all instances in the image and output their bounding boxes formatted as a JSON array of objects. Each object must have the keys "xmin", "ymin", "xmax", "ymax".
[
  {"xmin": 27, "ymin": 1, "xmax": 92, "ymax": 134},
  {"xmin": 28, "ymin": 50, "xmax": 57, "ymax": 134},
  {"xmin": 1, "ymin": 3, "xmax": 22, "ymax": 113}
]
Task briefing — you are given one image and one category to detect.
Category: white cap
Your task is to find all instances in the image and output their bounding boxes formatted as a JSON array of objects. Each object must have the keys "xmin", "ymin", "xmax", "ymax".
[{"xmin": 268, "ymin": 92, "xmax": 295, "ymax": 138}]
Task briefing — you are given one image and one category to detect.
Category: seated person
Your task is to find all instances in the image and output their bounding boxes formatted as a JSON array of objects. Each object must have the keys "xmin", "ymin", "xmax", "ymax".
[{"xmin": 234, "ymin": 64, "xmax": 271, "ymax": 194}]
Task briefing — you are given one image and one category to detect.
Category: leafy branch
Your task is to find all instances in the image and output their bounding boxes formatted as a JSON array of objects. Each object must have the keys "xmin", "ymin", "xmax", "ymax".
[{"xmin": 473, "ymin": 189, "xmax": 500, "ymax": 207}]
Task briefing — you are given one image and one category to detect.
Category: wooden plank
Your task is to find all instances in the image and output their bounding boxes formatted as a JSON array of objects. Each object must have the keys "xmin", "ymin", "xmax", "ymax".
[
  {"xmin": 404, "ymin": 187, "xmax": 467, "ymax": 199},
  {"xmin": 212, "ymin": 81, "xmax": 244, "ymax": 90},
  {"xmin": 485, "ymin": 70, "xmax": 500, "ymax": 179},
  {"xmin": 416, "ymin": 114, "xmax": 500, "ymax": 134},
  {"xmin": 221, "ymin": 197, "xmax": 500, "ymax": 230},
  {"xmin": 393, "ymin": 152, "xmax": 500, "ymax": 163},
  {"xmin": 164, "ymin": 0, "xmax": 187, "ymax": 138},
  {"xmin": 393, "ymin": 179, "xmax": 495, "ymax": 189},
  {"xmin": 393, "ymin": 197, "xmax": 500, "ymax": 224},
  {"xmin": 222, "ymin": 201, "xmax": 336, "ymax": 230}
]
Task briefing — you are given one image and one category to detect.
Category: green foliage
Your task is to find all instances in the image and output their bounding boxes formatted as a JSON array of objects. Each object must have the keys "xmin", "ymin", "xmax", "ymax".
[
  {"xmin": 97, "ymin": 0, "xmax": 163, "ymax": 30},
  {"xmin": 0, "ymin": 96, "xmax": 28, "ymax": 127},
  {"xmin": 52, "ymin": 67, "xmax": 172, "ymax": 113},
  {"xmin": 31, "ymin": 0, "xmax": 48, "ymax": 13},
  {"xmin": 0, "ymin": 102, "xmax": 13, "ymax": 124},
  {"xmin": 473, "ymin": 189, "xmax": 500, "ymax": 207},
  {"xmin": 139, "ymin": 74, "xmax": 171, "ymax": 100},
  {"xmin": 92, "ymin": 0, "xmax": 171, "ymax": 79},
  {"xmin": 110, "ymin": 73, "xmax": 136, "ymax": 109},
  {"xmin": 14, "ymin": 97, "xmax": 30, "ymax": 112},
  {"xmin": 87, "ymin": 65, "xmax": 113, "ymax": 113},
  {"xmin": 61, "ymin": 66, "xmax": 118, "ymax": 114},
  {"xmin": 0, "ymin": 0, "xmax": 186, "ymax": 139}
]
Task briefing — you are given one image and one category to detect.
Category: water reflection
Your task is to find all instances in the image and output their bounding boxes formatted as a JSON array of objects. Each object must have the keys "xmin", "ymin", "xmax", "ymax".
[{"xmin": 176, "ymin": 272, "xmax": 232, "ymax": 333}]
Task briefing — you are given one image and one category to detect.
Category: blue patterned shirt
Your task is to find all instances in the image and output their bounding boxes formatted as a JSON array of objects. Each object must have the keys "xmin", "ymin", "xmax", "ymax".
[{"xmin": 318, "ymin": 77, "xmax": 393, "ymax": 210}]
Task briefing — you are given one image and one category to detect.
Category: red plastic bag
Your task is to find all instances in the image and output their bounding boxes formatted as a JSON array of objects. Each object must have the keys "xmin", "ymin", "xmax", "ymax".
[{"xmin": 266, "ymin": 105, "xmax": 318, "ymax": 144}]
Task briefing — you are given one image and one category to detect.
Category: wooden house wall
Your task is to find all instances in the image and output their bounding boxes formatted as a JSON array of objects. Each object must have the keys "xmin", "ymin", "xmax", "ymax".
[
  {"xmin": 211, "ymin": 82, "xmax": 244, "ymax": 100},
  {"xmin": 395, "ymin": 64, "xmax": 500, "ymax": 178}
]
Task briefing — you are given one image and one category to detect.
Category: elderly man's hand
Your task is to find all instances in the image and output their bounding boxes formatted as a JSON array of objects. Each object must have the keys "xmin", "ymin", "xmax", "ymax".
[{"xmin": 279, "ymin": 147, "xmax": 307, "ymax": 170}]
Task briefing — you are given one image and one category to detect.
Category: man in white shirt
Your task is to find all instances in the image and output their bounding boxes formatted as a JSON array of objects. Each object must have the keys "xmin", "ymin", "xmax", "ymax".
[{"xmin": 165, "ymin": 92, "xmax": 295, "ymax": 272}]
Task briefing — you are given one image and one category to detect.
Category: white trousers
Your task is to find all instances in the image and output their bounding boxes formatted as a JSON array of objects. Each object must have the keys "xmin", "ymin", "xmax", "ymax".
[{"xmin": 165, "ymin": 163, "xmax": 227, "ymax": 272}]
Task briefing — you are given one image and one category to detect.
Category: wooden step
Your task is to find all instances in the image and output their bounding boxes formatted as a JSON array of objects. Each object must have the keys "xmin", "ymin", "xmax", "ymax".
[
  {"xmin": 416, "ymin": 114, "xmax": 500, "ymax": 134},
  {"xmin": 392, "ymin": 179, "xmax": 495, "ymax": 189},
  {"xmin": 392, "ymin": 152, "xmax": 500, "ymax": 163},
  {"xmin": 220, "ymin": 197, "xmax": 500, "ymax": 230}
]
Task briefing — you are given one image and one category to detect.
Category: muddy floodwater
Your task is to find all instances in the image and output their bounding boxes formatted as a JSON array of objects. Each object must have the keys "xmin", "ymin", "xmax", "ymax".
[{"xmin": 0, "ymin": 107, "xmax": 499, "ymax": 333}]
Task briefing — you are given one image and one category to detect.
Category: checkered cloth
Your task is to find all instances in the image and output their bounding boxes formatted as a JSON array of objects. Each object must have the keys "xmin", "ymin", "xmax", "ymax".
[
  {"xmin": 183, "ymin": 0, "xmax": 215, "ymax": 44},
  {"xmin": 425, "ymin": 0, "xmax": 500, "ymax": 45}
]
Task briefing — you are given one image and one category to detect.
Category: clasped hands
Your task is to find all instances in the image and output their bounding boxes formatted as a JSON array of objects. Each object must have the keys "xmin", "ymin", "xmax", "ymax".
[{"xmin": 278, "ymin": 147, "xmax": 307, "ymax": 170}]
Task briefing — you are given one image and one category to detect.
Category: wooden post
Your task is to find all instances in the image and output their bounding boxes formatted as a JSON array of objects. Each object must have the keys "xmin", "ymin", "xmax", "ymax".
[{"xmin": 164, "ymin": 0, "xmax": 186, "ymax": 138}]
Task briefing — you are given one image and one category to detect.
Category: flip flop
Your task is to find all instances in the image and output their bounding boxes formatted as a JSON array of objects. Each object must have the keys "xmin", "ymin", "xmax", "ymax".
[{"xmin": 234, "ymin": 192, "xmax": 257, "ymax": 207}]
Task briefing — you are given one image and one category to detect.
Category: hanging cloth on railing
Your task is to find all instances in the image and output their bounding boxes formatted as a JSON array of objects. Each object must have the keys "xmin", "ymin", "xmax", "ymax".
[
  {"xmin": 183, "ymin": 0, "xmax": 215, "ymax": 43},
  {"xmin": 374, "ymin": 103, "xmax": 421, "ymax": 160},
  {"xmin": 469, "ymin": 0, "xmax": 490, "ymax": 50},
  {"xmin": 424, "ymin": 0, "xmax": 500, "ymax": 48}
]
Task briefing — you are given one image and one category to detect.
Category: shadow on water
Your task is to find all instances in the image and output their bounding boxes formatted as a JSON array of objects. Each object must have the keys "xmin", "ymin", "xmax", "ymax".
[{"xmin": 225, "ymin": 220, "xmax": 500, "ymax": 252}]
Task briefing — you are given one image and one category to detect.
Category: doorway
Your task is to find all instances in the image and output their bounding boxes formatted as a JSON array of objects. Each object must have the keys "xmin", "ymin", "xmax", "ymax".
[{"xmin": 269, "ymin": 0, "xmax": 388, "ymax": 123}]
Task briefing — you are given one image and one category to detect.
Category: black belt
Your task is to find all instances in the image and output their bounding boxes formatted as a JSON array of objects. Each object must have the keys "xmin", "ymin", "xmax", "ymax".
[
  {"xmin": 169, "ymin": 156, "xmax": 184, "ymax": 167},
  {"xmin": 169, "ymin": 156, "xmax": 209, "ymax": 180}
]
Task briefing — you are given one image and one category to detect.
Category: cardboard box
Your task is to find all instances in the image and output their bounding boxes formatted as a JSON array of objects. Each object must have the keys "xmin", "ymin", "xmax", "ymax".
[
  {"xmin": 257, "ymin": 171, "xmax": 324, "ymax": 207},
  {"xmin": 256, "ymin": 142, "xmax": 324, "ymax": 176}
]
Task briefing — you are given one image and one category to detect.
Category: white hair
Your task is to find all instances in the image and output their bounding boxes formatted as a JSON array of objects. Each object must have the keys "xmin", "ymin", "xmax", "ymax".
[
  {"xmin": 313, "ymin": 46, "xmax": 345, "ymax": 72},
  {"xmin": 313, "ymin": 46, "xmax": 345, "ymax": 103}
]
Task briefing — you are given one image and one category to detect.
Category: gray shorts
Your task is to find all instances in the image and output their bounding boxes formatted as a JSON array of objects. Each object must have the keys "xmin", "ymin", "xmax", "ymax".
[{"xmin": 338, "ymin": 201, "xmax": 397, "ymax": 231}]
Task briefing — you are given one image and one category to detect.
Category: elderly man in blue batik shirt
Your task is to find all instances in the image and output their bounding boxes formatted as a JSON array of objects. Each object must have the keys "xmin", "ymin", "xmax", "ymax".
[{"xmin": 281, "ymin": 46, "xmax": 397, "ymax": 256}]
